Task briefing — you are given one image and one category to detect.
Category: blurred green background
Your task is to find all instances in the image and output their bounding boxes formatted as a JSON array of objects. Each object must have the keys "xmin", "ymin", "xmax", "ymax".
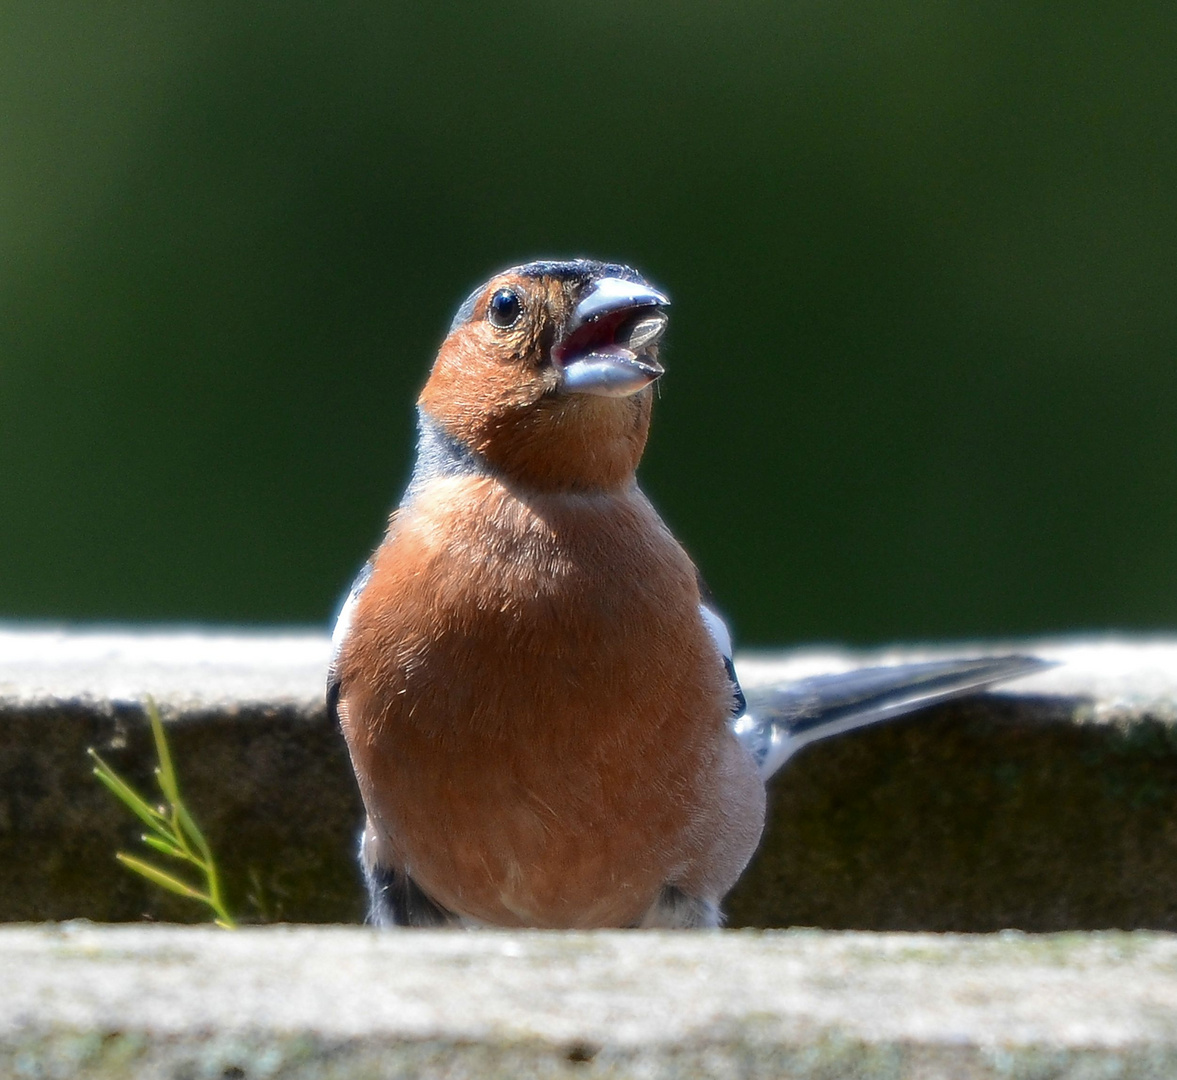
[{"xmin": 2, "ymin": 1, "xmax": 1174, "ymax": 645}]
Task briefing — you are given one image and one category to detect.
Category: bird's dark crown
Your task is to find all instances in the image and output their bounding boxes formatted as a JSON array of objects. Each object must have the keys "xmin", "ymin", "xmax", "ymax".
[{"xmin": 449, "ymin": 259, "xmax": 649, "ymax": 334}]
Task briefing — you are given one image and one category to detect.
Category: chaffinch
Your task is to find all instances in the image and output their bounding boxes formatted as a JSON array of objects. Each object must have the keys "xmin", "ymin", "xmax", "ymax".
[{"xmin": 328, "ymin": 258, "xmax": 1042, "ymax": 929}]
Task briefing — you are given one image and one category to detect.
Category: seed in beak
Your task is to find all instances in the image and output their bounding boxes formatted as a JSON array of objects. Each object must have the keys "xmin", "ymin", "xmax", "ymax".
[{"xmin": 625, "ymin": 310, "xmax": 669, "ymax": 352}]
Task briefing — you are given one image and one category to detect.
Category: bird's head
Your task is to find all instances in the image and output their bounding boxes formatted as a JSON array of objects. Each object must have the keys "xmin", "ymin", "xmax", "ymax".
[{"xmin": 418, "ymin": 259, "xmax": 669, "ymax": 493}]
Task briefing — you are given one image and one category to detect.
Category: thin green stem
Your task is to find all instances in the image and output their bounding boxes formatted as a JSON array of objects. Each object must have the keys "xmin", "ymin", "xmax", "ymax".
[
  {"xmin": 116, "ymin": 854, "xmax": 210, "ymax": 903},
  {"xmin": 89, "ymin": 750, "xmax": 166, "ymax": 831},
  {"xmin": 88, "ymin": 698, "xmax": 237, "ymax": 928}
]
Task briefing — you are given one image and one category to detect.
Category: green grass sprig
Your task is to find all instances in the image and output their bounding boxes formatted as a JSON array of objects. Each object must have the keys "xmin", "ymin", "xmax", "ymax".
[{"xmin": 88, "ymin": 698, "xmax": 235, "ymax": 928}]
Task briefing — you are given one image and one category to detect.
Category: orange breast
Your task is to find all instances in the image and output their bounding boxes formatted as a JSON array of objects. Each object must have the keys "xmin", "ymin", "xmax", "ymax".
[{"xmin": 337, "ymin": 475, "xmax": 739, "ymax": 927}]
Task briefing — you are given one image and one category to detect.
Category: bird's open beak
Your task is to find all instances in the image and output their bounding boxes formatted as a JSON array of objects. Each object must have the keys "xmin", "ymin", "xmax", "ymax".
[{"xmin": 556, "ymin": 278, "xmax": 670, "ymax": 397}]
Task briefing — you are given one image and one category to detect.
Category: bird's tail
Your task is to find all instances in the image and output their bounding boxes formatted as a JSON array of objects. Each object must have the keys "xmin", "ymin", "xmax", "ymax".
[{"xmin": 733, "ymin": 654, "xmax": 1050, "ymax": 781}]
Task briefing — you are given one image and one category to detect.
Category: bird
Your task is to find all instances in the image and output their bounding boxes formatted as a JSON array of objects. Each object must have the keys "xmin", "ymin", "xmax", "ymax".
[{"xmin": 327, "ymin": 258, "xmax": 1044, "ymax": 929}]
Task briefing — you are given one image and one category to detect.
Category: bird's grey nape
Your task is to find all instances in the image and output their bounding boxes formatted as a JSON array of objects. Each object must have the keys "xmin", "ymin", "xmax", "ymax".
[
  {"xmin": 449, "ymin": 284, "xmax": 484, "ymax": 334},
  {"xmin": 403, "ymin": 409, "xmax": 493, "ymax": 501}
]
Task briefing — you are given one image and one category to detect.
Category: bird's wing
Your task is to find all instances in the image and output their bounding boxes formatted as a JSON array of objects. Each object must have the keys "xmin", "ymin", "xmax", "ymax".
[
  {"xmin": 694, "ymin": 569, "xmax": 747, "ymax": 720},
  {"xmin": 732, "ymin": 654, "xmax": 1051, "ymax": 781},
  {"xmin": 326, "ymin": 560, "xmax": 373, "ymax": 727}
]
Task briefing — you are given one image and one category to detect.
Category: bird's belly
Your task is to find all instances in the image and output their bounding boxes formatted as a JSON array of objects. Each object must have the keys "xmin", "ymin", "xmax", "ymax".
[
  {"xmin": 353, "ymin": 606, "xmax": 718, "ymax": 927},
  {"xmin": 388, "ymin": 748, "xmax": 686, "ymax": 927},
  {"xmin": 340, "ymin": 479, "xmax": 738, "ymax": 927}
]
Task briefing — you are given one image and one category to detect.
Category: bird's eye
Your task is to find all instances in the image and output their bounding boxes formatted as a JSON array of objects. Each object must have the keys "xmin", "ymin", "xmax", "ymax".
[{"xmin": 487, "ymin": 288, "xmax": 522, "ymax": 329}]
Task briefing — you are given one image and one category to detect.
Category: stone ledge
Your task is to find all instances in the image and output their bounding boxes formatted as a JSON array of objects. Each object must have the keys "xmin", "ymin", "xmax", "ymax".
[
  {"xmin": 6, "ymin": 625, "xmax": 1175, "ymax": 720},
  {"xmin": 5, "ymin": 924, "xmax": 1177, "ymax": 1079},
  {"xmin": 0, "ymin": 626, "xmax": 329, "ymax": 716},
  {"xmin": 4, "ymin": 626, "xmax": 1177, "ymax": 928}
]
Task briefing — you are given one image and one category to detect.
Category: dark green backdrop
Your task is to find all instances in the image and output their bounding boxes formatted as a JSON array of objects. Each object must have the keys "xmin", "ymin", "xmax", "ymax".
[{"xmin": 3, "ymin": 2, "xmax": 1174, "ymax": 645}]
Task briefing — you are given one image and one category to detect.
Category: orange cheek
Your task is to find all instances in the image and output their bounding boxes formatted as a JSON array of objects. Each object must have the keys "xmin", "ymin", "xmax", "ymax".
[{"xmin": 419, "ymin": 330, "xmax": 546, "ymax": 438}]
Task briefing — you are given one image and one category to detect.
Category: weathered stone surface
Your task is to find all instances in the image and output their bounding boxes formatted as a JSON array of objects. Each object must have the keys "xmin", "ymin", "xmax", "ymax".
[
  {"xmin": 4, "ymin": 626, "xmax": 1177, "ymax": 928},
  {"xmin": 0, "ymin": 627, "xmax": 328, "ymax": 714},
  {"xmin": 5, "ymin": 924, "xmax": 1177, "ymax": 1079}
]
